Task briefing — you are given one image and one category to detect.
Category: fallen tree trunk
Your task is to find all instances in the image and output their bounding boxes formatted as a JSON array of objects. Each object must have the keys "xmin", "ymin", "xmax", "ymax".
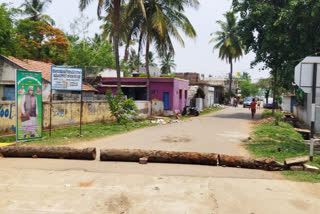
[
  {"xmin": 0, "ymin": 146, "xmax": 96, "ymax": 160},
  {"xmin": 100, "ymin": 149, "xmax": 218, "ymax": 166},
  {"xmin": 219, "ymin": 155, "xmax": 284, "ymax": 171},
  {"xmin": 219, "ymin": 154, "xmax": 256, "ymax": 169},
  {"xmin": 254, "ymin": 157, "xmax": 284, "ymax": 171}
]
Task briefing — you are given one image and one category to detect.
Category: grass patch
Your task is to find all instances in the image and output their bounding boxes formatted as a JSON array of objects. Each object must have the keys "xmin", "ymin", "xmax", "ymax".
[
  {"xmin": 200, "ymin": 107, "xmax": 224, "ymax": 115},
  {"xmin": 248, "ymin": 121, "xmax": 320, "ymax": 182},
  {"xmin": 262, "ymin": 109, "xmax": 283, "ymax": 118},
  {"xmin": 262, "ymin": 109, "xmax": 274, "ymax": 118},
  {"xmin": 0, "ymin": 120, "xmax": 156, "ymax": 146}
]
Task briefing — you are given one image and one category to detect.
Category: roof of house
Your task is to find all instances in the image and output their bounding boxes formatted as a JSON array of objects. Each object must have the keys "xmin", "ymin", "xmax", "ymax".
[{"xmin": 4, "ymin": 56, "xmax": 97, "ymax": 92}]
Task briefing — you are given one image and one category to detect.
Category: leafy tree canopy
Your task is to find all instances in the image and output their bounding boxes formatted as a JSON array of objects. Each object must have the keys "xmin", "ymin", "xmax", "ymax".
[
  {"xmin": 232, "ymin": 0, "xmax": 320, "ymax": 91},
  {"xmin": 0, "ymin": 4, "xmax": 17, "ymax": 56},
  {"xmin": 15, "ymin": 19, "xmax": 69, "ymax": 64}
]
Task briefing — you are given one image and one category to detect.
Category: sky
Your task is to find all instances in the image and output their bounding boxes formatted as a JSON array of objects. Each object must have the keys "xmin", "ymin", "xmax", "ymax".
[{"xmin": 3, "ymin": 0, "xmax": 270, "ymax": 82}]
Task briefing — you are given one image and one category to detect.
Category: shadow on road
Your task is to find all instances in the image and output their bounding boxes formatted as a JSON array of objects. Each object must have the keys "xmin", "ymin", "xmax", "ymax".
[{"xmin": 212, "ymin": 112, "xmax": 261, "ymax": 120}]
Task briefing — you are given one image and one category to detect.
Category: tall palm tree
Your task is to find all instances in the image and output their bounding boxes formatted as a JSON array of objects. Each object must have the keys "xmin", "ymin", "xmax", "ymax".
[
  {"xmin": 128, "ymin": 48, "xmax": 141, "ymax": 72},
  {"xmin": 210, "ymin": 12, "xmax": 244, "ymax": 99},
  {"xmin": 145, "ymin": 52, "xmax": 157, "ymax": 67},
  {"xmin": 141, "ymin": 0, "xmax": 198, "ymax": 100},
  {"xmin": 79, "ymin": 0, "xmax": 145, "ymax": 90},
  {"xmin": 20, "ymin": 0, "xmax": 55, "ymax": 25},
  {"xmin": 100, "ymin": 3, "xmax": 143, "ymax": 62},
  {"xmin": 160, "ymin": 51, "xmax": 176, "ymax": 74}
]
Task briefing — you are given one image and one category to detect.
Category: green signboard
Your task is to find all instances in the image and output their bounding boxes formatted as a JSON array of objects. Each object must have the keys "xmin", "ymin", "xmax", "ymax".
[{"xmin": 16, "ymin": 70, "xmax": 42, "ymax": 141}]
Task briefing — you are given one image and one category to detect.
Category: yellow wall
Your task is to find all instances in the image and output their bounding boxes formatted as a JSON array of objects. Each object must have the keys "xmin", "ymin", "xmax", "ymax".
[
  {"xmin": 0, "ymin": 101, "xmax": 113, "ymax": 135},
  {"xmin": 0, "ymin": 101, "xmax": 16, "ymax": 134}
]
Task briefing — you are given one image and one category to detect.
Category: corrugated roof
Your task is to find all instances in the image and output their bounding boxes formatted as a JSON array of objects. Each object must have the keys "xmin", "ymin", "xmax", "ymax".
[
  {"xmin": 8, "ymin": 56, "xmax": 52, "ymax": 82},
  {"xmin": 5, "ymin": 56, "xmax": 97, "ymax": 92}
]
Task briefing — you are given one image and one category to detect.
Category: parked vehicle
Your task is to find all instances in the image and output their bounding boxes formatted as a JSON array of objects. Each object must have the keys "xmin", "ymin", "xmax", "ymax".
[
  {"xmin": 182, "ymin": 106, "xmax": 200, "ymax": 116},
  {"xmin": 263, "ymin": 102, "xmax": 279, "ymax": 109},
  {"xmin": 243, "ymin": 97, "xmax": 253, "ymax": 108}
]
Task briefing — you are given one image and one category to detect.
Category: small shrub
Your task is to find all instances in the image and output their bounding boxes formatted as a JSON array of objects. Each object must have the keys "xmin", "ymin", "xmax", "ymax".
[
  {"xmin": 106, "ymin": 90, "xmax": 137, "ymax": 125},
  {"xmin": 139, "ymin": 73, "xmax": 147, "ymax": 77},
  {"xmin": 274, "ymin": 112, "xmax": 282, "ymax": 126}
]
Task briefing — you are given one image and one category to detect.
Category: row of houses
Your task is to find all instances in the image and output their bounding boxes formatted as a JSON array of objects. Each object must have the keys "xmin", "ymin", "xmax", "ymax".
[{"xmin": 0, "ymin": 55, "xmax": 226, "ymax": 114}]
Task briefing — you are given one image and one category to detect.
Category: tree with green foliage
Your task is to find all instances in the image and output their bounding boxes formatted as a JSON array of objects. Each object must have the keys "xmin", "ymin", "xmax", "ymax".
[
  {"xmin": 210, "ymin": 11, "xmax": 244, "ymax": 99},
  {"xmin": 160, "ymin": 51, "xmax": 176, "ymax": 75},
  {"xmin": 257, "ymin": 78, "xmax": 272, "ymax": 104},
  {"xmin": 139, "ymin": 0, "xmax": 198, "ymax": 100},
  {"xmin": 240, "ymin": 80, "xmax": 251, "ymax": 97},
  {"xmin": 66, "ymin": 37, "xmax": 115, "ymax": 72},
  {"xmin": 240, "ymin": 79, "xmax": 258, "ymax": 97},
  {"xmin": 232, "ymin": 0, "xmax": 320, "ymax": 113},
  {"xmin": 106, "ymin": 90, "xmax": 137, "ymax": 125},
  {"xmin": 15, "ymin": 20, "xmax": 69, "ymax": 64},
  {"xmin": 20, "ymin": 0, "xmax": 55, "ymax": 25},
  {"xmin": 79, "ymin": 0, "xmax": 146, "ymax": 91},
  {"xmin": 0, "ymin": 4, "xmax": 15, "ymax": 56},
  {"xmin": 128, "ymin": 48, "xmax": 141, "ymax": 73},
  {"xmin": 145, "ymin": 51, "xmax": 157, "ymax": 67}
]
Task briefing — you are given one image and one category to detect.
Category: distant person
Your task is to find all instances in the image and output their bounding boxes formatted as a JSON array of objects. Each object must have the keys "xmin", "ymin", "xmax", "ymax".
[
  {"xmin": 257, "ymin": 99, "xmax": 261, "ymax": 109},
  {"xmin": 233, "ymin": 97, "xmax": 238, "ymax": 107},
  {"xmin": 250, "ymin": 98, "xmax": 257, "ymax": 119}
]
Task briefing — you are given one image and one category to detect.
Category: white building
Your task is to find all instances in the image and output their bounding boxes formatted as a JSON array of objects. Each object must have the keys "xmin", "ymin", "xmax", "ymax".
[
  {"xmin": 133, "ymin": 66, "xmax": 161, "ymax": 77},
  {"xmin": 99, "ymin": 68, "xmax": 124, "ymax": 78}
]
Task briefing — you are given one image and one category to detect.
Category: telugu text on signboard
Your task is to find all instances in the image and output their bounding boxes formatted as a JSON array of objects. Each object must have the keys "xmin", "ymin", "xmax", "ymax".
[{"xmin": 51, "ymin": 66, "xmax": 83, "ymax": 91}]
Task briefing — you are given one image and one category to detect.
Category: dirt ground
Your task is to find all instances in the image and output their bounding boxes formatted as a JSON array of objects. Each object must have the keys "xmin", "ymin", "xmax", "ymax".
[{"xmin": 0, "ymin": 107, "xmax": 320, "ymax": 214}]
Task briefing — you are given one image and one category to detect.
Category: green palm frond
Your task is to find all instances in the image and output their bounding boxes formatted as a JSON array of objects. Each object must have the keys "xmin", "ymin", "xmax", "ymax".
[
  {"xmin": 210, "ymin": 11, "xmax": 244, "ymax": 63},
  {"xmin": 20, "ymin": 0, "xmax": 55, "ymax": 25}
]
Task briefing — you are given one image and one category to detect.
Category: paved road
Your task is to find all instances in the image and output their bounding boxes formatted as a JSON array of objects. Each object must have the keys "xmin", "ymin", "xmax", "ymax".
[
  {"xmin": 0, "ymin": 107, "xmax": 320, "ymax": 214},
  {"xmin": 71, "ymin": 107, "xmax": 255, "ymax": 156}
]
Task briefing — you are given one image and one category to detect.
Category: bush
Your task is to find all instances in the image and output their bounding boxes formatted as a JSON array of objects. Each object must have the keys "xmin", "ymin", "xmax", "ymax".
[{"xmin": 106, "ymin": 90, "xmax": 137, "ymax": 125}]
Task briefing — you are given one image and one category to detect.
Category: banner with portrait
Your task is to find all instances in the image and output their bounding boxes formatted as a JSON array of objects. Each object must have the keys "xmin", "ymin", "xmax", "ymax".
[{"xmin": 16, "ymin": 70, "xmax": 42, "ymax": 141}]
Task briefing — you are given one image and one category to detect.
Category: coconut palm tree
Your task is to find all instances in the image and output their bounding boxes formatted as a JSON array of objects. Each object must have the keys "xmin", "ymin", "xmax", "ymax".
[
  {"xmin": 100, "ymin": 3, "xmax": 143, "ymax": 62},
  {"xmin": 160, "ymin": 51, "xmax": 176, "ymax": 75},
  {"xmin": 141, "ymin": 0, "xmax": 198, "ymax": 100},
  {"xmin": 128, "ymin": 48, "xmax": 141, "ymax": 73},
  {"xmin": 20, "ymin": 0, "xmax": 55, "ymax": 25},
  {"xmin": 79, "ymin": 0, "xmax": 145, "ymax": 90},
  {"xmin": 210, "ymin": 12, "xmax": 244, "ymax": 99},
  {"xmin": 145, "ymin": 52, "xmax": 157, "ymax": 67}
]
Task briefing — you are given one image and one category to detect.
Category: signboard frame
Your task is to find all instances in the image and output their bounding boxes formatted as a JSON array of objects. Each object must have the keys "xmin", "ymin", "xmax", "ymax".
[
  {"xmin": 15, "ymin": 70, "xmax": 43, "ymax": 142},
  {"xmin": 51, "ymin": 66, "xmax": 83, "ymax": 91}
]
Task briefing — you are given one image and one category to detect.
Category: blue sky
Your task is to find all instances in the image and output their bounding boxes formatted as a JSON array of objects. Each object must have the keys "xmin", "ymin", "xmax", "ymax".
[{"xmin": 4, "ymin": 0, "xmax": 270, "ymax": 82}]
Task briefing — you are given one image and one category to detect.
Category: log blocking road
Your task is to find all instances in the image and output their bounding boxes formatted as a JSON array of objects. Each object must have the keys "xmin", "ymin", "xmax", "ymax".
[{"xmin": 0, "ymin": 107, "xmax": 320, "ymax": 214}]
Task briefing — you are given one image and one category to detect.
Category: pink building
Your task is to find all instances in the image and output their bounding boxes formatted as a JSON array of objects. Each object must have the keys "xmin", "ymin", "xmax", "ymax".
[{"xmin": 97, "ymin": 77, "xmax": 189, "ymax": 111}]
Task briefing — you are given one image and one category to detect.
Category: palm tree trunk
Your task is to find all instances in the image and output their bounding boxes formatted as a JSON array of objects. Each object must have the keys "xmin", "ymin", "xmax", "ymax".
[
  {"xmin": 114, "ymin": 0, "xmax": 121, "ymax": 91},
  {"xmin": 137, "ymin": 32, "xmax": 144, "ymax": 73},
  {"xmin": 123, "ymin": 29, "xmax": 134, "ymax": 62},
  {"xmin": 265, "ymin": 90, "xmax": 269, "ymax": 104},
  {"xmin": 272, "ymin": 70, "xmax": 277, "ymax": 116},
  {"xmin": 145, "ymin": 34, "xmax": 151, "ymax": 101},
  {"xmin": 123, "ymin": 41, "xmax": 130, "ymax": 62},
  {"xmin": 229, "ymin": 57, "xmax": 233, "ymax": 102}
]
